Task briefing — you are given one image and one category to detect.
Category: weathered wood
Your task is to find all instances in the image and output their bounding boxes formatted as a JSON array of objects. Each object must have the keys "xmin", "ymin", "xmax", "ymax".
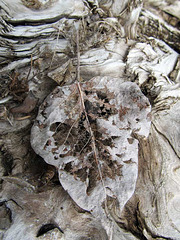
[{"xmin": 138, "ymin": 9, "xmax": 180, "ymax": 53}]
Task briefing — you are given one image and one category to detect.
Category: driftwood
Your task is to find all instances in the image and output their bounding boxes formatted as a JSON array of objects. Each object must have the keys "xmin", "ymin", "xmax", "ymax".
[{"xmin": 0, "ymin": 0, "xmax": 180, "ymax": 239}]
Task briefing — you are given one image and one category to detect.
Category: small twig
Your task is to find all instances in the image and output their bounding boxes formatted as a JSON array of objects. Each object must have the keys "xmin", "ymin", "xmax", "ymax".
[
  {"xmin": 15, "ymin": 115, "xmax": 31, "ymax": 121},
  {"xmin": 9, "ymin": 72, "xmax": 19, "ymax": 90},
  {"xmin": 50, "ymin": 26, "xmax": 64, "ymax": 68},
  {"xmin": 62, "ymin": 116, "xmax": 80, "ymax": 145},
  {"xmin": 7, "ymin": 117, "xmax": 13, "ymax": 126},
  {"xmin": 75, "ymin": 29, "xmax": 116, "ymax": 227},
  {"xmin": 79, "ymin": 135, "xmax": 92, "ymax": 155},
  {"xmin": 26, "ymin": 54, "xmax": 33, "ymax": 81},
  {"xmin": 97, "ymin": 20, "xmax": 122, "ymax": 37},
  {"xmin": 76, "ymin": 28, "xmax": 80, "ymax": 82},
  {"xmin": 0, "ymin": 96, "xmax": 13, "ymax": 104},
  {"xmin": 54, "ymin": 122, "xmax": 62, "ymax": 133},
  {"xmin": 109, "ymin": 221, "xmax": 114, "ymax": 240},
  {"xmin": 76, "ymin": 73, "xmax": 109, "ymax": 218},
  {"xmin": 75, "ymin": 28, "xmax": 107, "ymax": 194},
  {"xmin": 81, "ymin": 16, "xmax": 87, "ymax": 36}
]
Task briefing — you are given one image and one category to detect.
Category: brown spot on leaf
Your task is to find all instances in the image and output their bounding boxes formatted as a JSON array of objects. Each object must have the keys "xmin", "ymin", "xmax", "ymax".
[
  {"xmin": 123, "ymin": 159, "xmax": 135, "ymax": 164},
  {"xmin": 116, "ymin": 153, "xmax": 124, "ymax": 158},
  {"xmin": 38, "ymin": 123, "xmax": 47, "ymax": 129},
  {"xmin": 127, "ymin": 138, "xmax": 134, "ymax": 144},
  {"xmin": 119, "ymin": 105, "xmax": 130, "ymax": 120},
  {"xmin": 137, "ymin": 102, "xmax": 149, "ymax": 110},
  {"xmin": 44, "ymin": 139, "xmax": 52, "ymax": 150}
]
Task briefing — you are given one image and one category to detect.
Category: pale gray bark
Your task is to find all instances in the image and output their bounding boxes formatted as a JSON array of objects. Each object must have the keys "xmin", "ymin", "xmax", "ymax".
[{"xmin": 0, "ymin": 0, "xmax": 180, "ymax": 239}]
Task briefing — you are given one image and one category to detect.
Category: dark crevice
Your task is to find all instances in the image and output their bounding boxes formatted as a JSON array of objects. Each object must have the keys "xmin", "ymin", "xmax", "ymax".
[
  {"xmin": 140, "ymin": 76, "xmax": 158, "ymax": 106},
  {"xmin": 36, "ymin": 223, "xmax": 64, "ymax": 237},
  {"xmin": 120, "ymin": 202, "xmax": 148, "ymax": 240},
  {"xmin": 0, "ymin": 201, "xmax": 12, "ymax": 230},
  {"xmin": 5, "ymin": 14, "xmax": 82, "ymax": 27},
  {"xmin": 0, "ymin": 33, "xmax": 58, "ymax": 41},
  {"xmin": 1, "ymin": 149, "xmax": 14, "ymax": 176}
]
